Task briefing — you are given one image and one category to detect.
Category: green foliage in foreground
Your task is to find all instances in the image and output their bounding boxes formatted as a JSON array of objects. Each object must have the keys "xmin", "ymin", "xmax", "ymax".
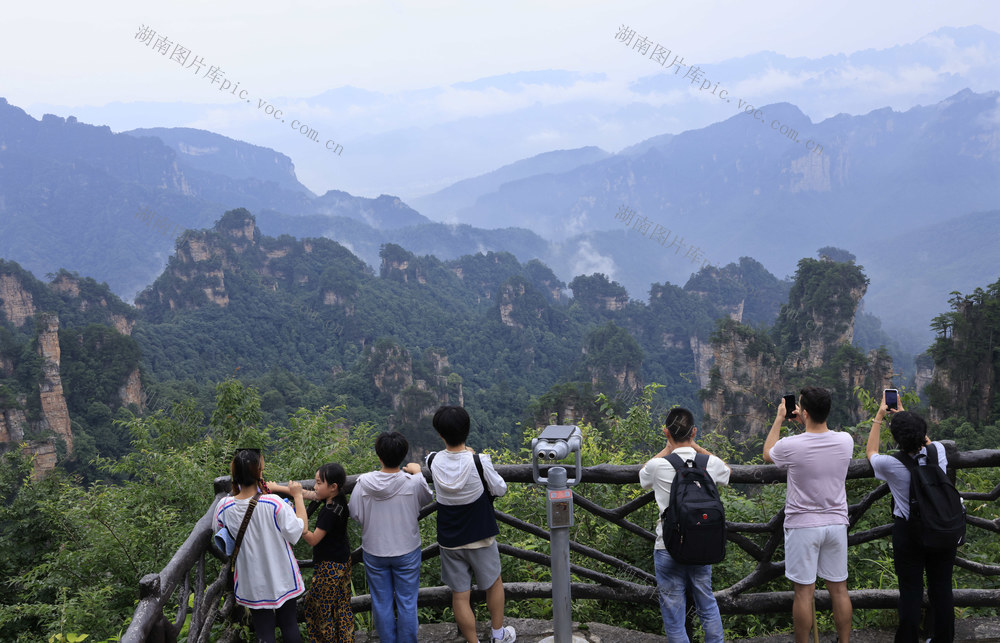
[
  {"xmin": 0, "ymin": 382, "xmax": 997, "ymax": 641},
  {"xmin": 0, "ymin": 379, "xmax": 379, "ymax": 642}
]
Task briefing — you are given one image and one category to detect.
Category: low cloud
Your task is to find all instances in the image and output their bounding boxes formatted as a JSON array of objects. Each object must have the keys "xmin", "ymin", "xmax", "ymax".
[{"xmin": 570, "ymin": 239, "xmax": 617, "ymax": 279}]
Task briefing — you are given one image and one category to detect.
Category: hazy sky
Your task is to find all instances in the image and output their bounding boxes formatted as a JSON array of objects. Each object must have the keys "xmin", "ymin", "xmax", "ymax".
[
  {"xmin": 2, "ymin": 0, "xmax": 998, "ymax": 198},
  {"xmin": 4, "ymin": 0, "xmax": 996, "ymax": 108}
]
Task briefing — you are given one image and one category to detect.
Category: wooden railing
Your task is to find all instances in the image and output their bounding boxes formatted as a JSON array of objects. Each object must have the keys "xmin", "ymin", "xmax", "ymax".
[{"xmin": 123, "ymin": 443, "xmax": 1000, "ymax": 642}]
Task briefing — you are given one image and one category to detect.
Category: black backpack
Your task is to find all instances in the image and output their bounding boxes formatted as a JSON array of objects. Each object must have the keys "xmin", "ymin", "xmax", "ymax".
[
  {"xmin": 661, "ymin": 453, "xmax": 727, "ymax": 565},
  {"xmin": 892, "ymin": 443, "xmax": 966, "ymax": 550}
]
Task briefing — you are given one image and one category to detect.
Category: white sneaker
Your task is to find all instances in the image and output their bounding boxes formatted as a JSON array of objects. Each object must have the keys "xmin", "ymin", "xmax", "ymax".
[{"xmin": 491, "ymin": 625, "xmax": 516, "ymax": 643}]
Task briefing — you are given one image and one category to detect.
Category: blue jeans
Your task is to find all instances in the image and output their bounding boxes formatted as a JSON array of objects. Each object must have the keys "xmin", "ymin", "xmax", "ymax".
[
  {"xmin": 363, "ymin": 547, "xmax": 422, "ymax": 643},
  {"xmin": 653, "ymin": 549, "xmax": 724, "ymax": 643}
]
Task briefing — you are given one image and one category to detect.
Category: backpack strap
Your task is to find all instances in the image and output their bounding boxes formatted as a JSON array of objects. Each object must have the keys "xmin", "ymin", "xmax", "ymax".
[
  {"xmin": 428, "ymin": 451, "xmax": 493, "ymax": 502},
  {"xmin": 230, "ymin": 492, "xmax": 260, "ymax": 564},
  {"xmin": 664, "ymin": 452, "xmax": 708, "ymax": 470},
  {"xmin": 924, "ymin": 442, "xmax": 938, "ymax": 465},
  {"xmin": 665, "ymin": 453, "xmax": 687, "ymax": 470},
  {"xmin": 892, "ymin": 447, "xmax": 928, "ymax": 472},
  {"xmin": 892, "ymin": 447, "xmax": 929, "ymax": 515},
  {"xmin": 474, "ymin": 452, "xmax": 495, "ymax": 504}
]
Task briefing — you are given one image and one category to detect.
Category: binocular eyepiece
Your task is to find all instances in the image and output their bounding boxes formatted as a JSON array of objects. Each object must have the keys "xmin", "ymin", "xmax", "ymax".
[
  {"xmin": 533, "ymin": 439, "xmax": 572, "ymax": 461},
  {"xmin": 531, "ymin": 425, "xmax": 583, "ymax": 486}
]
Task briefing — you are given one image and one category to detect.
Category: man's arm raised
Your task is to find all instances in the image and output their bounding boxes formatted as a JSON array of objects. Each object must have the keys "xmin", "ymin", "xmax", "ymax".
[{"xmin": 763, "ymin": 401, "xmax": 786, "ymax": 463}]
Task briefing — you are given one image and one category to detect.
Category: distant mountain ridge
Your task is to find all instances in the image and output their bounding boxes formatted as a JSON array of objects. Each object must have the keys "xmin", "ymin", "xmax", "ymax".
[
  {"xmin": 413, "ymin": 89, "xmax": 999, "ymax": 345},
  {"xmin": 1, "ymin": 89, "xmax": 996, "ymax": 347},
  {"xmin": 0, "ymin": 98, "xmax": 428, "ymax": 298},
  {"xmin": 28, "ymin": 26, "xmax": 1000, "ymax": 197},
  {"xmin": 411, "ymin": 146, "xmax": 611, "ymax": 220},
  {"xmin": 127, "ymin": 127, "xmax": 313, "ymax": 196}
]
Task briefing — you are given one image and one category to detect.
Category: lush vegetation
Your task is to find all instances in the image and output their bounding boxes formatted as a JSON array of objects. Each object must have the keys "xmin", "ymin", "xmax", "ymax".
[
  {"xmin": 772, "ymin": 257, "xmax": 870, "ymax": 357},
  {"xmin": 926, "ymin": 278, "xmax": 1000, "ymax": 425},
  {"xmin": 2, "ymin": 380, "xmax": 997, "ymax": 641},
  {"xmin": 118, "ymin": 211, "xmax": 829, "ymax": 454},
  {"xmin": 2, "ymin": 223, "xmax": 993, "ymax": 640}
]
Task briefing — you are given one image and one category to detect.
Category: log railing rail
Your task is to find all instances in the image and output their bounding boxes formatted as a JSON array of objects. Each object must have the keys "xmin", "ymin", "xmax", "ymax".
[{"xmin": 123, "ymin": 443, "xmax": 1000, "ymax": 642}]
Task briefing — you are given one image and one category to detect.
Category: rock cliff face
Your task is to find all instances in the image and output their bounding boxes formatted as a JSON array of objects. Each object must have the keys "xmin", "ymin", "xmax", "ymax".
[
  {"xmin": 0, "ymin": 273, "xmax": 36, "ymax": 327},
  {"xmin": 0, "ymin": 265, "xmax": 140, "ymax": 477},
  {"xmin": 25, "ymin": 439, "xmax": 57, "ymax": 481},
  {"xmin": 690, "ymin": 336, "xmax": 713, "ymax": 389},
  {"xmin": 50, "ymin": 272, "xmax": 138, "ymax": 335},
  {"xmin": 0, "ymin": 406, "xmax": 27, "ymax": 442},
  {"xmin": 914, "ymin": 354, "xmax": 935, "ymax": 398},
  {"xmin": 785, "ymin": 284, "xmax": 867, "ymax": 371},
  {"xmin": 35, "ymin": 314, "xmax": 73, "ymax": 455},
  {"xmin": 365, "ymin": 341, "xmax": 463, "ymax": 431},
  {"xmin": 587, "ymin": 361, "xmax": 641, "ymax": 394},
  {"xmin": 702, "ymin": 260, "xmax": 891, "ymax": 437},
  {"xmin": 701, "ymin": 323, "xmax": 783, "ymax": 436},
  {"xmin": 0, "ymin": 315, "xmax": 76, "ymax": 477},
  {"xmin": 119, "ymin": 368, "xmax": 144, "ymax": 408},
  {"xmin": 136, "ymin": 209, "xmax": 365, "ymax": 320}
]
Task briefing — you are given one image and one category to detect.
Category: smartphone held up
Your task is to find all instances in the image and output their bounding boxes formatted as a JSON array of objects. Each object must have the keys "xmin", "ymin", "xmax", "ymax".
[
  {"xmin": 884, "ymin": 388, "xmax": 899, "ymax": 411},
  {"xmin": 783, "ymin": 394, "xmax": 797, "ymax": 419}
]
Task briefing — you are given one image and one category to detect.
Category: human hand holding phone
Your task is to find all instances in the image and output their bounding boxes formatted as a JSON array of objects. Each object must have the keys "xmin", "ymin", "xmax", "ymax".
[
  {"xmin": 884, "ymin": 389, "xmax": 899, "ymax": 413},
  {"xmin": 783, "ymin": 394, "xmax": 798, "ymax": 420}
]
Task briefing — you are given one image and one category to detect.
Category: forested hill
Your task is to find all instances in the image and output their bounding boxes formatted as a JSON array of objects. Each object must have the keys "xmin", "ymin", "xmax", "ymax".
[
  {"xmin": 4, "ymin": 207, "xmax": 918, "ymax": 471},
  {"xmin": 128, "ymin": 208, "xmax": 791, "ymax": 449}
]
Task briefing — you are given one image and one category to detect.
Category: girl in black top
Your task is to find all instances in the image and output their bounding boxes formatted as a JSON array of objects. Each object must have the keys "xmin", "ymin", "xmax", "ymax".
[{"xmin": 286, "ymin": 462, "xmax": 354, "ymax": 643}]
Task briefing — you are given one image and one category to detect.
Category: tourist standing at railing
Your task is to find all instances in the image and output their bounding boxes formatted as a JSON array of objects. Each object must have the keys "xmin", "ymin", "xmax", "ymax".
[
  {"xmin": 272, "ymin": 462, "xmax": 355, "ymax": 643},
  {"xmin": 640, "ymin": 406, "xmax": 731, "ymax": 643},
  {"xmin": 425, "ymin": 405, "xmax": 517, "ymax": 643},
  {"xmin": 764, "ymin": 386, "xmax": 853, "ymax": 643},
  {"xmin": 348, "ymin": 431, "xmax": 433, "ymax": 643},
  {"xmin": 215, "ymin": 449, "xmax": 305, "ymax": 643},
  {"xmin": 865, "ymin": 394, "xmax": 958, "ymax": 643}
]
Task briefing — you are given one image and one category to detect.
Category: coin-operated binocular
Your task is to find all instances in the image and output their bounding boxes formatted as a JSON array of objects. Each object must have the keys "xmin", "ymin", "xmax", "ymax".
[
  {"xmin": 531, "ymin": 425, "xmax": 584, "ymax": 643},
  {"xmin": 531, "ymin": 424, "xmax": 582, "ymax": 486}
]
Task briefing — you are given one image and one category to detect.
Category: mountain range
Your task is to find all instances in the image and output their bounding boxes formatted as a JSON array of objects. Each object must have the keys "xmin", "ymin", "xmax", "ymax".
[
  {"xmin": 29, "ymin": 26, "xmax": 1000, "ymax": 198},
  {"xmin": 4, "ymin": 85, "xmax": 998, "ymax": 350}
]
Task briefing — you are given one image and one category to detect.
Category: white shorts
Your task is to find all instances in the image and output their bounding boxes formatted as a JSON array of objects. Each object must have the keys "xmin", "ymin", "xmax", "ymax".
[{"xmin": 784, "ymin": 524, "xmax": 848, "ymax": 584}]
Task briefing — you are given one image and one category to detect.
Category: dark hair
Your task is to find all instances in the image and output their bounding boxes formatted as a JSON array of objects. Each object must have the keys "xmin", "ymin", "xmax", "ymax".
[
  {"xmin": 317, "ymin": 462, "xmax": 347, "ymax": 489},
  {"xmin": 799, "ymin": 386, "xmax": 831, "ymax": 424},
  {"xmin": 375, "ymin": 431, "xmax": 409, "ymax": 469},
  {"xmin": 433, "ymin": 405, "xmax": 471, "ymax": 447},
  {"xmin": 664, "ymin": 407, "xmax": 695, "ymax": 442},
  {"xmin": 231, "ymin": 448, "xmax": 263, "ymax": 494},
  {"xmin": 316, "ymin": 462, "xmax": 349, "ymax": 516},
  {"xmin": 890, "ymin": 411, "xmax": 928, "ymax": 454}
]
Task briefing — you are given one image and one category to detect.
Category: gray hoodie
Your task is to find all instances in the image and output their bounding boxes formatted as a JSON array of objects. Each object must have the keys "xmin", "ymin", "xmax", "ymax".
[{"xmin": 348, "ymin": 470, "xmax": 433, "ymax": 557}]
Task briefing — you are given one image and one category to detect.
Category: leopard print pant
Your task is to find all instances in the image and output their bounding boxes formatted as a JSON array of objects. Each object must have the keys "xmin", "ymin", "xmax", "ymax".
[{"xmin": 305, "ymin": 560, "xmax": 354, "ymax": 643}]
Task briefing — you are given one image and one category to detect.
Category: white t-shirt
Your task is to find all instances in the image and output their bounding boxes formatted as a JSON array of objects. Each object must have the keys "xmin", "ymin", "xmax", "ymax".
[
  {"xmin": 215, "ymin": 494, "xmax": 305, "ymax": 608},
  {"xmin": 869, "ymin": 441, "xmax": 949, "ymax": 519},
  {"xmin": 639, "ymin": 446, "xmax": 731, "ymax": 549}
]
